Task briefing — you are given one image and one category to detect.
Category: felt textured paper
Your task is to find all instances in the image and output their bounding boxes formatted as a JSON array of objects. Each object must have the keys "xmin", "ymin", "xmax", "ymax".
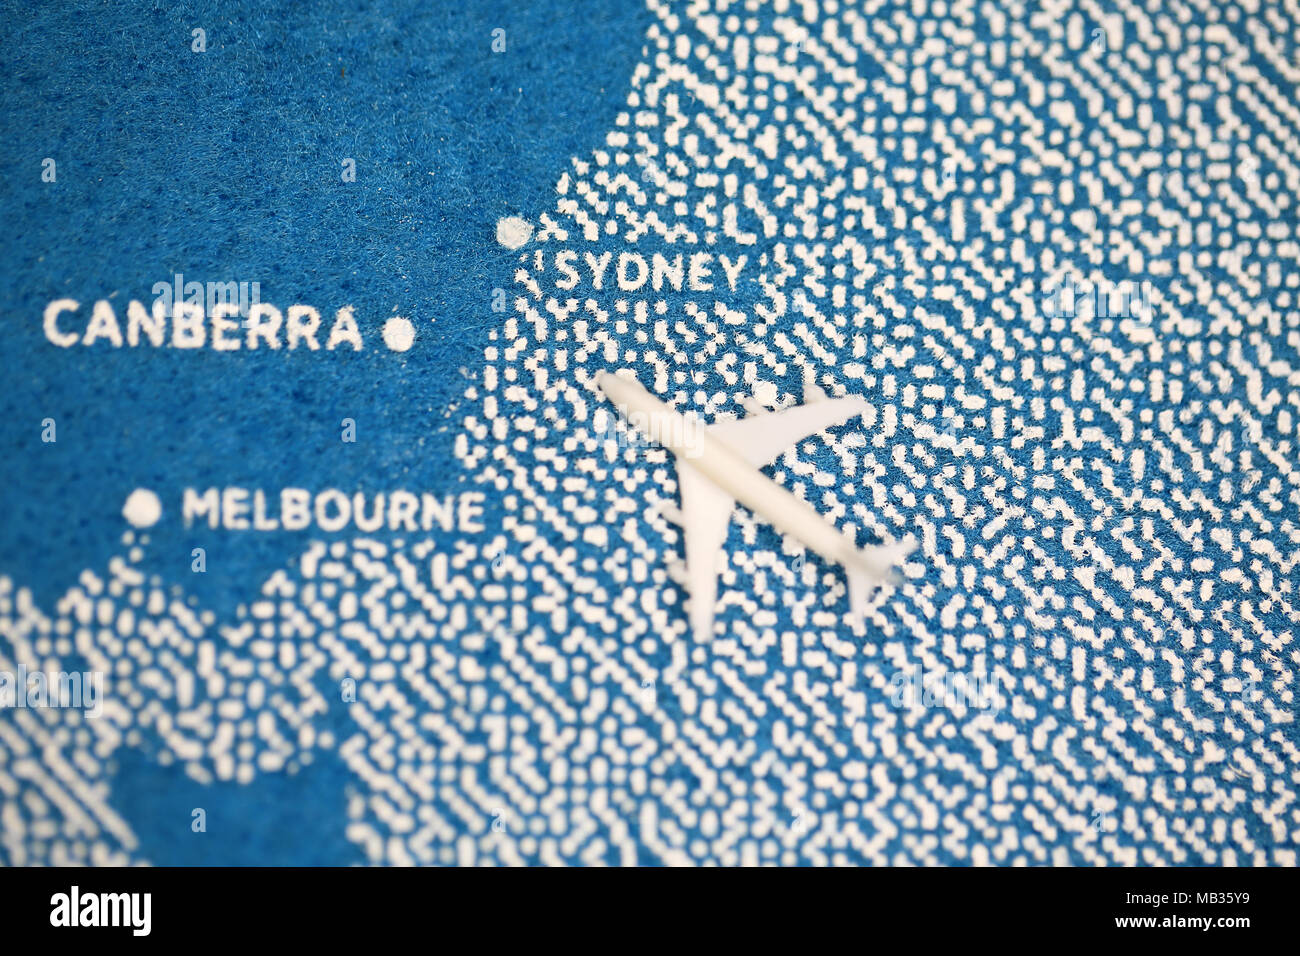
[{"xmin": 3, "ymin": 0, "xmax": 1300, "ymax": 866}]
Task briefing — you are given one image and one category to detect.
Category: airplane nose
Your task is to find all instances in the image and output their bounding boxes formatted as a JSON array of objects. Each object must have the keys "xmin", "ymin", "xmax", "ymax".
[
  {"xmin": 596, "ymin": 369, "xmax": 648, "ymax": 411},
  {"xmin": 595, "ymin": 369, "xmax": 628, "ymax": 397}
]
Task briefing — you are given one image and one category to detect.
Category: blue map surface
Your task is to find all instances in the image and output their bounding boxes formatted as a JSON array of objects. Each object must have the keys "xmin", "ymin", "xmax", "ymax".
[{"xmin": 2, "ymin": 0, "xmax": 1299, "ymax": 866}]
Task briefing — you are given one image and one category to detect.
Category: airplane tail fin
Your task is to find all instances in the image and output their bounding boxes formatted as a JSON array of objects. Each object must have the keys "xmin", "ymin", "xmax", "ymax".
[{"xmin": 846, "ymin": 538, "xmax": 916, "ymax": 625}]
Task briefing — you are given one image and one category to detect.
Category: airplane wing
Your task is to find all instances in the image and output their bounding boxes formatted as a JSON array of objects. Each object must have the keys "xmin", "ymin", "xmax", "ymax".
[
  {"xmin": 703, "ymin": 396, "xmax": 870, "ymax": 470},
  {"xmin": 676, "ymin": 461, "xmax": 735, "ymax": 643},
  {"xmin": 675, "ymin": 395, "xmax": 872, "ymax": 642}
]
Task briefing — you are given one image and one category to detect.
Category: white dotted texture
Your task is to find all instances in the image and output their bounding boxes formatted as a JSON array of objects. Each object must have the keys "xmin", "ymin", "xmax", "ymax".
[{"xmin": 4, "ymin": 0, "xmax": 1300, "ymax": 866}]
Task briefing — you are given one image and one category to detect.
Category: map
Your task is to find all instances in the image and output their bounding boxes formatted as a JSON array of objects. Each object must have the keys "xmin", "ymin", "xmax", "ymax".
[{"xmin": 2, "ymin": 0, "xmax": 1299, "ymax": 867}]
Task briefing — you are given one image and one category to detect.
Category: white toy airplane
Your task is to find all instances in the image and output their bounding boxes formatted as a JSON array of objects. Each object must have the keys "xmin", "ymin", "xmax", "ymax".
[{"xmin": 597, "ymin": 369, "xmax": 914, "ymax": 642}]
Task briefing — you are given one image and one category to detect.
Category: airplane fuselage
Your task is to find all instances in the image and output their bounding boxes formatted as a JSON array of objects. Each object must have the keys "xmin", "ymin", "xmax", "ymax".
[{"xmin": 597, "ymin": 371, "xmax": 865, "ymax": 570}]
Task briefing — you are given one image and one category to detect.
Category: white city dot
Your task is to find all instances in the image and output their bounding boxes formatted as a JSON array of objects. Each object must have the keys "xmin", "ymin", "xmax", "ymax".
[
  {"xmin": 382, "ymin": 317, "xmax": 416, "ymax": 352},
  {"xmin": 496, "ymin": 216, "xmax": 533, "ymax": 250},
  {"xmin": 123, "ymin": 488, "xmax": 162, "ymax": 528}
]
